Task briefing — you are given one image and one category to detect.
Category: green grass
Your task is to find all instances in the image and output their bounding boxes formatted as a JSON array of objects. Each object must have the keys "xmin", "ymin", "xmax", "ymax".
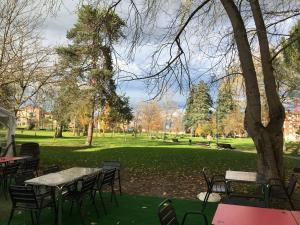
[
  {"xmin": 13, "ymin": 130, "xmax": 300, "ymax": 173},
  {"xmin": 1, "ymin": 130, "xmax": 299, "ymax": 224},
  {"xmin": 0, "ymin": 193, "xmax": 217, "ymax": 225}
]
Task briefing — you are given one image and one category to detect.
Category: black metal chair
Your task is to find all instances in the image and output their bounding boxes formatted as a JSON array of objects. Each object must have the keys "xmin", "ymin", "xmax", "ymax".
[
  {"xmin": 63, "ymin": 175, "xmax": 99, "ymax": 225},
  {"xmin": 21, "ymin": 158, "xmax": 40, "ymax": 176},
  {"xmin": 202, "ymin": 167, "xmax": 228, "ymax": 210},
  {"xmin": 158, "ymin": 199, "xmax": 208, "ymax": 225},
  {"xmin": 94, "ymin": 168, "xmax": 118, "ymax": 215},
  {"xmin": 8, "ymin": 185, "xmax": 55, "ymax": 225},
  {"xmin": 15, "ymin": 170, "xmax": 35, "ymax": 186},
  {"xmin": 43, "ymin": 165, "xmax": 61, "ymax": 175},
  {"xmin": 268, "ymin": 174, "xmax": 298, "ymax": 209},
  {"xmin": 101, "ymin": 161, "xmax": 122, "ymax": 195},
  {"xmin": 20, "ymin": 142, "xmax": 40, "ymax": 158},
  {"xmin": 1, "ymin": 162, "xmax": 19, "ymax": 199}
]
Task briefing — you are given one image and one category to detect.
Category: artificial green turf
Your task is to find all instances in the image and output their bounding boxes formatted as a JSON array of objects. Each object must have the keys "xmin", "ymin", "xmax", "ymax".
[{"xmin": 0, "ymin": 193, "xmax": 217, "ymax": 225}]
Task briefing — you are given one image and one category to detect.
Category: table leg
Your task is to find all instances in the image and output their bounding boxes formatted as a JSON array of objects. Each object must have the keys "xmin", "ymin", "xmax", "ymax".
[{"xmin": 57, "ymin": 186, "xmax": 63, "ymax": 225}]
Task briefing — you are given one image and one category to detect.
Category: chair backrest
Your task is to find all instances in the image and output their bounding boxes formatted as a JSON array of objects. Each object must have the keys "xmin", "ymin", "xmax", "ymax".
[
  {"xmin": 202, "ymin": 167, "xmax": 211, "ymax": 188},
  {"xmin": 9, "ymin": 185, "xmax": 38, "ymax": 209},
  {"xmin": 15, "ymin": 171, "xmax": 35, "ymax": 185},
  {"xmin": 3, "ymin": 162, "xmax": 19, "ymax": 177},
  {"xmin": 20, "ymin": 142, "xmax": 40, "ymax": 157},
  {"xmin": 43, "ymin": 165, "xmax": 60, "ymax": 175},
  {"xmin": 287, "ymin": 174, "xmax": 297, "ymax": 196},
  {"xmin": 100, "ymin": 168, "xmax": 116, "ymax": 187},
  {"xmin": 157, "ymin": 199, "xmax": 179, "ymax": 225},
  {"xmin": 80, "ymin": 175, "xmax": 98, "ymax": 193},
  {"xmin": 23, "ymin": 158, "xmax": 40, "ymax": 171}
]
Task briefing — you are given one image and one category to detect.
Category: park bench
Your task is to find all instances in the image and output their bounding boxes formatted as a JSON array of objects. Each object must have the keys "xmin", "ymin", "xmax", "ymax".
[{"xmin": 217, "ymin": 143, "xmax": 235, "ymax": 150}]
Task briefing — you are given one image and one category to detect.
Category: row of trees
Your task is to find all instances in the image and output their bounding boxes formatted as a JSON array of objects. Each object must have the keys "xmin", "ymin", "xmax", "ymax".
[{"xmin": 184, "ymin": 79, "xmax": 245, "ymax": 138}]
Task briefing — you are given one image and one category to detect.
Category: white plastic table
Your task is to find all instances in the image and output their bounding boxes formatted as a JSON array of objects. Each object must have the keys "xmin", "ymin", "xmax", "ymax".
[{"xmin": 25, "ymin": 167, "xmax": 101, "ymax": 225}]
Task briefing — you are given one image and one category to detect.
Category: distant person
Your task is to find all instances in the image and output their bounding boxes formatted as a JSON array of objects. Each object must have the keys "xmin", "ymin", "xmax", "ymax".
[{"xmin": 207, "ymin": 134, "xmax": 212, "ymax": 146}]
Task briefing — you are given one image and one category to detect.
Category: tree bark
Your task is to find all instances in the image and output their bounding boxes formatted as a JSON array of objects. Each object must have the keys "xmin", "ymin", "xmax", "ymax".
[
  {"xmin": 86, "ymin": 97, "xmax": 96, "ymax": 146},
  {"xmin": 220, "ymin": 0, "xmax": 284, "ymax": 179},
  {"xmin": 55, "ymin": 123, "xmax": 63, "ymax": 138},
  {"xmin": 249, "ymin": 0, "xmax": 285, "ymax": 179}
]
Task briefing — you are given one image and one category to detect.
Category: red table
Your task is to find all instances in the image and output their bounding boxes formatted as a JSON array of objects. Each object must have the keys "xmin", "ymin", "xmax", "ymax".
[
  {"xmin": 212, "ymin": 204, "xmax": 297, "ymax": 225},
  {"xmin": 291, "ymin": 211, "xmax": 300, "ymax": 224},
  {"xmin": 0, "ymin": 156, "xmax": 28, "ymax": 164}
]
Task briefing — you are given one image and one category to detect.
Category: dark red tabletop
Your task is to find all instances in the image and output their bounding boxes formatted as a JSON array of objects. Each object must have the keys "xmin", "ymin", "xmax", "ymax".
[
  {"xmin": 212, "ymin": 204, "xmax": 297, "ymax": 225},
  {"xmin": 0, "ymin": 156, "xmax": 27, "ymax": 163},
  {"xmin": 291, "ymin": 211, "xmax": 300, "ymax": 224}
]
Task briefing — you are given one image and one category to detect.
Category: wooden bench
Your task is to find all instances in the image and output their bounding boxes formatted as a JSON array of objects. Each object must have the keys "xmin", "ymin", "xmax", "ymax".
[{"xmin": 217, "ymin": 143, "xmax": 235, "ymax": 149}]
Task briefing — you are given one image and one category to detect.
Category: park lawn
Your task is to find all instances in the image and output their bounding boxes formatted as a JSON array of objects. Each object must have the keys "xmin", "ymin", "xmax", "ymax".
[{"xmin": 14, "ymin": 130, "xmax": 299, "ymax": 173}]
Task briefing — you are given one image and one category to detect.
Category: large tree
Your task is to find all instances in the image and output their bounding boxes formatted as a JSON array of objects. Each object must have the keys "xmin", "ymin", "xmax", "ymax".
[
  {"xmin": 97, "ymin": 0, "xmax": 300, "ymax": 180},
  {"xmin": 56, "ymin": 5, "xmax": 125, "ymax": 146}
]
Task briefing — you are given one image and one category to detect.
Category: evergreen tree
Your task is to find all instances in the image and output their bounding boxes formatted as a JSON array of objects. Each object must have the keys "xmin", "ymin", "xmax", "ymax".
[
  {"xmin": 184, "ymin": 81, "xmax": 213, "ymax": 134},
  {"xmin": 56, "ymin": 5, "xmax": 125, "ymax": 146},
  {"xmin": 217, "ymin": 83, "xmax": 237, "ymax": 121}
]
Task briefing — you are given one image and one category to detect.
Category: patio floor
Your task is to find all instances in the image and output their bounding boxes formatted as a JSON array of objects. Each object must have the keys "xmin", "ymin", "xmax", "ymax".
[{"xmin": 0, "ymin": 193, "xmax": 217, "ymax": 225}]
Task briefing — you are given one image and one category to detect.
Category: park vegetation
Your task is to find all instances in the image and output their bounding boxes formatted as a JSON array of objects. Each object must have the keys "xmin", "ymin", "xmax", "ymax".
[{"xmin": 0, "ymin": 0, "xmax": 299, "ymax": 179}]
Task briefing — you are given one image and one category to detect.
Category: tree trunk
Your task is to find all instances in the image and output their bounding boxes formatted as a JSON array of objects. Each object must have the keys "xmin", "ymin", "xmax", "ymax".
[
  {"xmin": 55, "ymin": 123, "xmax": 63, "ymax": 138},
  {"xmin": 249, "ymin": 0, "xmax": 285, "ymax": 179},
  {"xmin": 221, "ymin": 0, "xmax": 284, "ymax": 179},
  {"xmin": 86, "ymin": 98, "xmax": 95, "ymax": 147}
]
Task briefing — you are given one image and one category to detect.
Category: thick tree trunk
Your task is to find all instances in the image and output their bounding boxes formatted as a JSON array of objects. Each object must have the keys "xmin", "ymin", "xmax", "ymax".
[
  {"xmin": 221, "ymin": 0, "xmax": 284, "ymax": 179},
  {"xmin": 249, "ymin": 0, "xmax": 285, "ymax": 179}
]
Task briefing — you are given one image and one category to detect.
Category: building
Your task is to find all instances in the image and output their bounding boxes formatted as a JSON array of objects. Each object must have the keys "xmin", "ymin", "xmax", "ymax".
[
  {"xmin": 283, "ymin": 111, "xmax": 300, "ymax": 141},
  {"xmin": 16, "ymin": 106, "xmax": 56, "ymax": 130}
]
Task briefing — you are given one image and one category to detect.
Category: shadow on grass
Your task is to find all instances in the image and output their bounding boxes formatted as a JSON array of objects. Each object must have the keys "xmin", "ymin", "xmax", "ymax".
[{"xmin": 37, "ymin": 145, "xmax": 260, "ymax": 172}]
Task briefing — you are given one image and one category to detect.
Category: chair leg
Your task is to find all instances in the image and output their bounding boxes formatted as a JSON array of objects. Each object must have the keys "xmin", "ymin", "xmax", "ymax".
[
  {"xmin": 99, "ymin": 191, "xmax": 107, "ymax": 215},
  {"xmin": 35, "ymin": 210, "xmax": 41, "ymax": 225},
  {"xmin": 118, "ymin": 172, "xmax": 122, "ymax": 196},
  {"xmin": 7, "ymin": 208, "xmax": 15, "ymax": 225},
  {"xmin": 112, "ymin": 189, "xmax": 118, "ymax": 207},
  {"xmin": 30, "ymin": 210, "xmax": 35, "ymax": 225},
  {"xmin": 70, "ymin": 201, "xmax": 74, "ymax": 215},
  {"xmin": 77, "ymin": 199, "xmax": 84, "ymax": 225},
  {"xmin": 91, "ymin": 191, "xmax": 100, "ymax": 217}
]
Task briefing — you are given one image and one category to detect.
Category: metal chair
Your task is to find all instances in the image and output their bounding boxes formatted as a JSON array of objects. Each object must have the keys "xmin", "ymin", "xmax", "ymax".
[
  {"xmin": 21, "ymin": 158, "xmax": 40, "ymax": 176},
  {"xmin": 268, "ymin": 173, "xmax": 297, "ymax": 209},
  {"xmin": 1, "ymin": 162, "xmax": 19, "ymax": 199},
  {"xmin": 20, "ymin": 142, "xmax": 40, "ymax": 158},
  {"xmin": 94, "ymin": 168, "xmax": 118, "ymax": 215},
  {"xmin": 15, "ymin": 170, "xmax": 35, "ymax": 186},
  {"xmin": 158, "ymin": 199, "xmax": 208, "ymax": 225},
  {"xmin": 101, "ymin": 161, "xmax": 122, "ymax": 195},
  {"xmin": 8, "ymin": 185, "xmax": 55, "ymax": 225},
  {"xmin": 43, "ymin": 165, "xmax": 60, "ymax": 175},
  {"xmin": 202, "ymin": 167, "xmax": 228, "ymax": 210},
  {"xmin": 63, "ymin": 175, "xmax": 99, "ymax": 225}
]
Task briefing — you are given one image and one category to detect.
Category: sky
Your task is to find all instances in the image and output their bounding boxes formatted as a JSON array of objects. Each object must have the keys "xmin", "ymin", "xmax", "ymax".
[
  {"xmin": 41, "ymin": 0, "xmax": 188, "ymax": 108},
  {"xmin": 40, "ymin": 0, "xmax": 299, "ymax": 109}
]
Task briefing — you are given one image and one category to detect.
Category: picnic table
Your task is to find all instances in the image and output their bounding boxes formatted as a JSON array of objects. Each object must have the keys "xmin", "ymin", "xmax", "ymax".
[
  {"xmin": 212, "ymin": 203, "xmax": 298, "ymax": 225},
  {"xmin": 25, "ymin": 167, "xmax": 101, "ymax": 225}
]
